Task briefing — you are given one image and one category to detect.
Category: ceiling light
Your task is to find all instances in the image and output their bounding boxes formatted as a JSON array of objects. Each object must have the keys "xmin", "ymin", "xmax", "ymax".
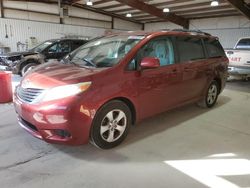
[
  {"xmin": 163, "ymin": 8, "xmax": 170, "ymax": 13},
  {"xmin": 126, "ymin": 13, "xmax": 132, "ymax": 17},
  {"xmin": 86, "ymin": 0, "xmax": 93, "ymax": 6},
  {"xmin": 211, "ymin": 0, "xmax": 219, "ymax": 6}
]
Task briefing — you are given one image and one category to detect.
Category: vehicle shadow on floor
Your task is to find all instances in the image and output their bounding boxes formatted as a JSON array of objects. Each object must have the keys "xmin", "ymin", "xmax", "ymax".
[
  {"xmin": 226, "ymin": 79, "xmax": 250, "ymax": 93},
  {"xmin": 53, "ymin": 95, "xmax": 231, "ymax": 162}
]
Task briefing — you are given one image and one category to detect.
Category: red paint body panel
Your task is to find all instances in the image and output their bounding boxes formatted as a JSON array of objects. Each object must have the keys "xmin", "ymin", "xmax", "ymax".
[
  {"xmin": 0, "ymin": 71, "xmax": 12, "ymax": 103},
  {"xmin": 13, "ymin": 31, "xmax": 229, "ymax": 145}
]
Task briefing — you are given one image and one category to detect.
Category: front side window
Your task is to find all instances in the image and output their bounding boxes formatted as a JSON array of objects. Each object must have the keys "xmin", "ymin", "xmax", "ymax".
[
  {"xmin": 127, "ymin": 37, "xmax": 175, "ymax": 70},
  {"xmin": 69, "ymin": 35, "xmax": 144, "ymax": 68},
  {"xmin": 176, "ymin": 37, "xmax": 205, "ymax": 62},
  {"xmin": 48, "ymin": 41, "xmax": 71, "ymax": 53},
  {"xmin": 31, "ymin": 41, "xmax": 53, "ymax": 53}
]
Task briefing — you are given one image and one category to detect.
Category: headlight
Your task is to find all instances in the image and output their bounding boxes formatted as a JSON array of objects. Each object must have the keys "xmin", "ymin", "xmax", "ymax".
[
  {"xmin": 6, "ymin": 60, "xmax": 20, "ymax": 67},
  {"xmin": 42, "ymin": 82, "xmax": 92, "ymax": 102}
]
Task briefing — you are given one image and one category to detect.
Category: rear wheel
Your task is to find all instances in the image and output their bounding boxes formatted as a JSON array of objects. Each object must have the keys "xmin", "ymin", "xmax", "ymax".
[
  {"xmin": 198, "ymin": 80, "xmax": 219, "ymax": 108},
  {"xmin": 90, "ymin": 100, "xmax": 132, "ymax": 149},
  {"xmin": 21, "ymin": 63, "xmax": 37, "ymax": 76}
]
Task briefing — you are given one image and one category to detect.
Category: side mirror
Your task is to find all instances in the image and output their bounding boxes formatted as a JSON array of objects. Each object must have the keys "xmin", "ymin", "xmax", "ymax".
[{"xmin": 141, "ymin": 57, "xmax": 160, "ymax": 69}]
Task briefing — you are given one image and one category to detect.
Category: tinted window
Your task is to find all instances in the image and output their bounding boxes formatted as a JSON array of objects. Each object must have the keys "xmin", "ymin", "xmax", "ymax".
[
  {"xmin": 176, "ymin": 37, "xmax": 205, "ymax": 62},
  {"xmin": 48, "ymin": 41, "xmax": 71, "ymax": 53},
  {"xmin": 127, "ymin": 37, "xmax": 175, "ymax": 70},
  {"xmin": 72, "ymin": 40, "xmax": 86, "ymax": 51},
  {"xmin": 204, "ymin": 39, "xmax": 226, "ymax": 58},
  {"xmin": 235, "ymin": 38, "xmax": 250, "ymax": 49}
]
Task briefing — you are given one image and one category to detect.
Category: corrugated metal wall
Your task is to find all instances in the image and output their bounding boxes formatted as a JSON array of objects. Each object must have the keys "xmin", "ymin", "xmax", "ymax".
[
  {"xmin": 0, "ymin": 0, "xmax": 143, "ymax": 52},
  {"xmin": 198, "ymin": 28, "xmax": 250, "ymax": 48},
  {"xmin": 145, "ymin": 16, "xmax": 250, "ymax": 48},
  {"xmin": 0, "ymin": 18, "xmax": 107, "ymax": 51},
  {"xmin": 190, "ymin": 16, "xmax": 250, "ymax": 48}
]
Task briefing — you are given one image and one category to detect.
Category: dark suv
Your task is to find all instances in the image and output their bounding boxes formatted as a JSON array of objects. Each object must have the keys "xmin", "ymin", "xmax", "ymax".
[{"xmin": 0, "ymin": 38, "xmax": 87, "ymax": 76}]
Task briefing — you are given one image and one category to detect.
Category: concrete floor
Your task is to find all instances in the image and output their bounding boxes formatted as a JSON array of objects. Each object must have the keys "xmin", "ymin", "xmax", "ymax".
[{"xmin": 0, "ymin": 79, "xmax": 250, "ymax": 188}]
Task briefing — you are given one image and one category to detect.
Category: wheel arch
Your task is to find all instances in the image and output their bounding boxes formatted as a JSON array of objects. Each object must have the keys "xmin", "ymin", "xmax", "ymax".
[
  {"xmin": 19, "ymin": 58, "xmax": 40, "ymax": 73},
  {"xmin": 213, "ymin": 77, "xmax": 222, "ymax": 93},
  {"xmin": 101, "ymin": 97, "xmax": 137, "ymax": 125}
]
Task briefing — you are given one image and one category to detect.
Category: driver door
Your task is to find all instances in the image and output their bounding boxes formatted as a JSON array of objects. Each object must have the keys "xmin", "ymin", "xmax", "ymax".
[{"xmin": 135, "ymin": 37, "xmax": 183, "ymax": 119}]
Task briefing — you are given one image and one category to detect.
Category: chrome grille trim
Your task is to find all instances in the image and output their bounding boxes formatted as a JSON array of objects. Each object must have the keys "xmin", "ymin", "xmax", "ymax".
[{"xmin": 17, "ymin": 87, "xmax": 44, "ymax": 103}]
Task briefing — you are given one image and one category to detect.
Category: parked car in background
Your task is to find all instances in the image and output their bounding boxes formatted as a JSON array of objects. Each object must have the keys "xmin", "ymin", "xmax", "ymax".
[
  {"xmin": 0, "ymin": 38, "xmax": 87, "ymax": 76},
  {"xmin": 225, "ymin": 37, "xmax": 250, "ymax": 79},
  {"xmin": 14, "ymin": 30, "xmax": 228, "ymax": 149}
]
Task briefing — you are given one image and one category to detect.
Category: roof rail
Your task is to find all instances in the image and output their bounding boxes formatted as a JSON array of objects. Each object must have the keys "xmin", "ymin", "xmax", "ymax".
[{"xmin": 171, "ymin": 29, "xmax": 211, "ymax": 36}]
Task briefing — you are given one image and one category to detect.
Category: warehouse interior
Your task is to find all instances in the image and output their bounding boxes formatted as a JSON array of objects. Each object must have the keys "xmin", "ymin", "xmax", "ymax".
[{"xmin": 0, "ymin": 0, "xmax": 250, "ymax": 188}]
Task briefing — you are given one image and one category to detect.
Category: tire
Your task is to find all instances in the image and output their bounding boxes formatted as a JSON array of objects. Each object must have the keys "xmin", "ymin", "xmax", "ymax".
[
  {"xmin": 21, "ymin": 63, "xmax": 37, "ymax": 76},
  {"xmin": 197, "ymin": 80, "xmax": 219, "ymax": 108},
  {"xmin": 90, "ymin": 100, "xmax": 132, "ymax": 149}
]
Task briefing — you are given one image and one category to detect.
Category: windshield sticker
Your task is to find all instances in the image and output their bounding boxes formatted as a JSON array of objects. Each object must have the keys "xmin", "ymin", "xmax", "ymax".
[
  {"xmin": 94, "ymin": 41, "xmax": 101, "ymax": 46},
  {"xmin": 128, "ymin": 36, "xmax": 145, "ymax": 40}
]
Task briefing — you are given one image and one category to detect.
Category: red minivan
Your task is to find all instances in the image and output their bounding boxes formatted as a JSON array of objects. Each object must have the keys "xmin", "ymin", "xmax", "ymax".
[{"xmin": 14, "ymin": 30, "xmax": 228, "ymax": 149}]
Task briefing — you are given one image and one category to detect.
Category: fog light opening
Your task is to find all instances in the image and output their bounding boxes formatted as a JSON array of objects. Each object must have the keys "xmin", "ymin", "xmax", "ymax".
[{"xmin": 54, "ymin": 129, "xmax": 71, "ymax": 138}]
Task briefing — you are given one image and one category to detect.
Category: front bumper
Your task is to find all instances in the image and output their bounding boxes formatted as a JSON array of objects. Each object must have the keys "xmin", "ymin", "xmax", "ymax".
[
  {"xmin": 13, "ymin": 94, "xmax": 94, "ymax": 145},
  {"xmin": 228, "ymin": 66, "xmax": 250, "ymax": 75},
  {"xmin": 0, "ymin": 65, "xmax": 12, "ymax": 71}
]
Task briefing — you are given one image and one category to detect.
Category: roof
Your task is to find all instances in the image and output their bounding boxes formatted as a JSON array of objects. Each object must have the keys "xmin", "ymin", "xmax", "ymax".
[{"xmin": 106, "ymin": 29, "xmax": 217, "ymax": 39}]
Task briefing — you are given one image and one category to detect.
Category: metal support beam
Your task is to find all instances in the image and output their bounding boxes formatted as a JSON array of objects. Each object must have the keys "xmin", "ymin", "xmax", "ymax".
[
  {"xmin": 227, "ymin": 0, "xmax": 250, "ymax": 19},
  {"xmin": 0, "ymin": 0, "xmax": 4, "ymax": 18},
  {"xmin": 111, "ymin": 16, "xmax": 114, "ymax": 29},
  {"xmin": 58, "ymin": 0, "xmax": 63, "ymax": 24},
  {"xmin": 115, "ymin": 0, "xmax": 189, "ymax": 28}
]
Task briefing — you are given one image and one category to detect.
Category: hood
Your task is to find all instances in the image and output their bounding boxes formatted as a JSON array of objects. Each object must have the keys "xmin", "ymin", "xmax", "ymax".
[
  {"xmin": 21, "ymin": 62, "xmax": 106, "ymax": 89},
  {"xmin": 1, "ymin": 51, "xmax": 38, "ymax": 57}
]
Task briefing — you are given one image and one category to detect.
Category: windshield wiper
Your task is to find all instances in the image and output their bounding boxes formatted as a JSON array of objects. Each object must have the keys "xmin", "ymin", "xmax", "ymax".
[
  {"xmin": 71, "ymin": 57, "xmax": 97, "ymax": 68},
  {"xmin": 82, "ymin": 58, "xmax": 97, "ymax": 68}
]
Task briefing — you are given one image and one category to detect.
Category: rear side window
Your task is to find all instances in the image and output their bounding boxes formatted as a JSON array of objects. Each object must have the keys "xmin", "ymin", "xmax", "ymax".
[
  {"xmin": 176, "ymin": 37, "xmax": 205, "ymax": 62},
  {"xmin": 204, "ymin": 39, "xmax": 226, "ymax": 58}
]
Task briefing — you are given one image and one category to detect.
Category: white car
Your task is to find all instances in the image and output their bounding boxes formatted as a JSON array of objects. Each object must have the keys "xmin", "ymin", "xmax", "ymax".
[{"xmin": 225, "ymin": 37, "xmax": 250, "ymax": 79}]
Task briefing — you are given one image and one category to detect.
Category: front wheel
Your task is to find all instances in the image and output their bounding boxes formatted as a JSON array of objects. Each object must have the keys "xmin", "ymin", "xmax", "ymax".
[
  {"xmin": 198, "ymin": 80, "xmax": 219, "ymax": 108},
  {"xmin": 90, "ymin": 100, "xmax": 132, "ymax": 149},
  {"xmin": 21, "ymin": 63, "xmax": 37, "ymax": 76}
]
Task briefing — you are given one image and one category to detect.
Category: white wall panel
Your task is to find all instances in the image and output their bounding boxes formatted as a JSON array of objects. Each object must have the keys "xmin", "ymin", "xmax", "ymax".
[
  {"xmin": 4, "ymin": 9, "xmax": 60, "ymax": 23},
  {"xmin": 0, "ymin": 18, "xmax": 107, "ymax": 51},
  {"xmin": 144, "ymin": 16, "xmax": 250, "ymax": 48},
  {"xmin": 190, "ymin": 16, "xmax": 250, "ymax": 29},
  {"xmin": 144, "ymin": 22, "xmax": 182, "ymax": 31},
  {"xmin": 190, "ymin": 16, "xmax": 250, "ymax": 48},
  {"xmin": 113, "ymin": 18, "xmax": 142, "ymax": 31},
  {"xmin": 63, "ymin": 17, "xmax": 111, "ymax": 29},
  {"xmin": 68, "ymin": 6, "xmax": 111, "ymax": 22},
  {"xmin": 3, "ymin": 1, "xmax": 59, "ymax": 14},
  {"xmin": 198, "ymin": 28, "xmax": 250, "ymax": 49}
]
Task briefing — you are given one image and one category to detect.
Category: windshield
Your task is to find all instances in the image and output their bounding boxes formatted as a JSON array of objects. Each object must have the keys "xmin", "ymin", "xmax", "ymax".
[
  {"xmin": 31, "ymin": 41, "xmax": 53, "ymax": 52},
  {"xmin": 236, "ymin": 38, "xmax": 250, "ymax": 49},
  {"xmin": 69, "ymin": 35, "xmax": 144, "ymax": 68}
]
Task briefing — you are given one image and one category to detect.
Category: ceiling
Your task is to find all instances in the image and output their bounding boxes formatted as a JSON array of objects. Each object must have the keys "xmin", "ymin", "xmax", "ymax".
[
  {"xmin": 77, "ymin": 0, "xmax": 239, "ymax": 21},
  {"xmin": 5, "ymin": 0, "xmax": 250, "ymax": 28},
  {"xmin": 68, "ymin": 0, "xmax": 250, "ymax": 28}
]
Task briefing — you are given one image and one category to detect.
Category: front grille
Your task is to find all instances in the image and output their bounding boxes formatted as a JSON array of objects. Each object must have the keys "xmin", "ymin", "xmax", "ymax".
[
  {"xmin": 17, "ymin": 87, "xmax": 44, "ymax": 103},
  {"xmin": 0, "ymin": 57, "xmax": 7, "ymax": 66},
  {"xmin": 7, "ymin": 55, "xmax": 21, "ymax": 61}
]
